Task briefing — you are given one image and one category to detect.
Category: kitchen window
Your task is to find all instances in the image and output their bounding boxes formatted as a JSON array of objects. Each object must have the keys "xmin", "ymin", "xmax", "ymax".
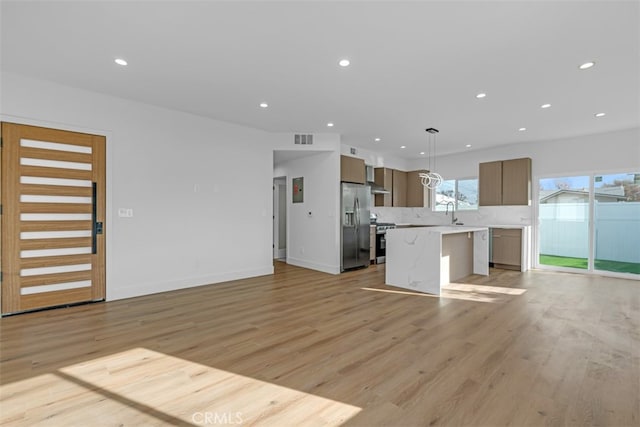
[{"xmin": 433, "ymin": 178, "xmax": 479, "ymax": 211}]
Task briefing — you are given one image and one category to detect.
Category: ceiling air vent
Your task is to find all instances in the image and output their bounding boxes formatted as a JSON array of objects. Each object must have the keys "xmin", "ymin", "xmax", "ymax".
[{"xmin": 294, "ymin": 134, "xmax": 314, "ymax": 145}]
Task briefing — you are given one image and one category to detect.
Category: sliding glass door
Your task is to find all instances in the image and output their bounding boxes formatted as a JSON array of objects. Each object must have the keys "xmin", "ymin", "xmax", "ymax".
[
  {"xmin": 593, "ymin": 173, "xmax": 640, "ymax": 274},
  {"xmin": 537, "ymin": 172, "xmax": 640, "ymax": 277},
  {"xmin": 538, "ymin": 175, "xmax": 590, "ymax": 270}
]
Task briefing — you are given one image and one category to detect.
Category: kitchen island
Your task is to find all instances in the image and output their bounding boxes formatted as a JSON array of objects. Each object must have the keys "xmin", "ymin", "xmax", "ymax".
[{"xmin": 385, "ymin": 226, "xmax": 489, "ymax": 295}]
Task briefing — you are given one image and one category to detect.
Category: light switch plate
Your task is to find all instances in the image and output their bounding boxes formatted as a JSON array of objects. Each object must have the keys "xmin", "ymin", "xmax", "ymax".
[{"xmin": 118, "ymin": 208, "xmax": 134, "ymax": 218}]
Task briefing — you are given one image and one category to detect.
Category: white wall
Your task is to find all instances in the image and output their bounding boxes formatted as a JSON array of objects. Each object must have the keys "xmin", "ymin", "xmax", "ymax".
[
  {"xmin": 1, "ymin": 72, "xmax": 275, "ymax": 300},
  {"xmin": 340, "ymin": 144, "xmax": 409, "ymax": 170},
  {"xmin": 274, "ymin": 151, "xmax": 341, "ymax": 274},
  {"xmin": 407, "ymin": 127, "xmax": 640, "ymax": 179},
  {"xmin": 275, "ymin": 132, "xmax": 341, "ymax": 152},
  {"xmin": 374, "ymin": 127, "xmax": 640, "ymax": 228},
  {"xmin": 3, "ymin": 70, "xmax": 637, "ymax": 296}
]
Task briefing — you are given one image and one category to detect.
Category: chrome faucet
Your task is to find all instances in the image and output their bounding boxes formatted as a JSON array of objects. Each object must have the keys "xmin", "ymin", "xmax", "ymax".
[{"xmin": 445, "ymin": 201, "xmax": 458, "ymax": 224}]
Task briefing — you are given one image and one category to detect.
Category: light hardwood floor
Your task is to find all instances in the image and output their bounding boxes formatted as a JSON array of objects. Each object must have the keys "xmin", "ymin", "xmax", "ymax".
[{"xmin": 1, "ymin": 262, "xmax": 638, "ymax": 426}]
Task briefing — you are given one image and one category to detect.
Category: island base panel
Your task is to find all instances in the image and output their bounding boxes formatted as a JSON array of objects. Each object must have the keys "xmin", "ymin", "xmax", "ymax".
[{"xmin": 442, "ymin": 232, "xmax": 474, "ymax": 283}]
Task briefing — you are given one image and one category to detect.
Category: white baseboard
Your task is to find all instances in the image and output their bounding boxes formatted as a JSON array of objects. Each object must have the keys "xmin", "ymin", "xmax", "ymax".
[
  {"xmin": 286, "ymin": 257, "xmax": 340, "ymax": 275},
  {"xmin": 107, "ymin": 265, "xmax": 275, "ymax": 301}
]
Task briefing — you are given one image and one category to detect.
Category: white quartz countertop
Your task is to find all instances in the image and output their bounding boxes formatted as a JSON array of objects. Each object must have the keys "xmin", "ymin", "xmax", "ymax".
[
  {"xmin": 388, "ymin": 225, "xmax": 488, "ymax": 234},
  {"xmin": 394, "ymin": 223, "xmax": 528, "ymax": 230}
]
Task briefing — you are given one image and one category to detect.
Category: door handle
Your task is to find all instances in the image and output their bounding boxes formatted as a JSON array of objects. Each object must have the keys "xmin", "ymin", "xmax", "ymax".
[{"xmin": 91, "ymin": 182, "xmax": 103, "ymax": 255}]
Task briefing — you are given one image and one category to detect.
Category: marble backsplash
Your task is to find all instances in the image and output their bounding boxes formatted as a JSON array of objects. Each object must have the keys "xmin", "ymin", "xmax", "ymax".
[{"xmin": 372, "ymin": 205, "xmax": 533, "ymax": 226}]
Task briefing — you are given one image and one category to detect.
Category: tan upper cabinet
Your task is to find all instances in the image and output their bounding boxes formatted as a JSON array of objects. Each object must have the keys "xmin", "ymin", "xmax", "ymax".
[
  {"xmin": 374, "ymin": 168, "xmax": 429, "ymax": 208},
  {"xmin": 374, "ymin": 167, "xmax": 393, "ymax": 207},
  {"xmin": 392, "ymin": 169, "xmax": 407, "ymax": 207},
  {"xmin": 479, "ymin": 161, "xmax": 503, "ymax": 206},
  {"xmin": 340, "ymin": 155, "xmax": 365, "ymax": 184},
  {"xmin": 479, "ymin": 157, "xmax": 531, "ymax": 206},
  {"xmin": 406, "ymin": 170, "xmax": 430, "ymax": 208},
  {"xmin": 502, "ymin": 158, "xmax": 531, "ymax": 205}
]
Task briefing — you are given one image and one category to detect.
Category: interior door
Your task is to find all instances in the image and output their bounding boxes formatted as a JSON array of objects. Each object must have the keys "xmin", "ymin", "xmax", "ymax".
[{"xmin": 1, "ymin": 122, "xmax": 106, "ymax": 314}]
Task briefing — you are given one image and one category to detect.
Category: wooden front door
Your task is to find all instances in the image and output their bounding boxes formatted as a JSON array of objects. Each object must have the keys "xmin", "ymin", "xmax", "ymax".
[{"xmin": 1, "ymin": 123, "xmax": 106, "ymax": 314}]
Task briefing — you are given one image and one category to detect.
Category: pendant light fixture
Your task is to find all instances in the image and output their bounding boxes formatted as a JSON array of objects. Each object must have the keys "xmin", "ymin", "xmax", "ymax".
[{"xmin": 419, "ymin": 127, "xmax": 443, "ymax": 189}]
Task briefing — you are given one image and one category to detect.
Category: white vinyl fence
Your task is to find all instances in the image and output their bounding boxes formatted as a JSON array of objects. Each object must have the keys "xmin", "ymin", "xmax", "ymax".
[{"xmin": 539, "ymin": 202, "xmax": 640, "ymax": 263}]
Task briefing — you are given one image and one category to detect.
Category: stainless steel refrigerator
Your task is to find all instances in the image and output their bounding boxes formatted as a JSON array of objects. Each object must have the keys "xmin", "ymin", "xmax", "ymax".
[{"xmin": 341, "ymin": 182, "xmax": 371, "ymax": 271}]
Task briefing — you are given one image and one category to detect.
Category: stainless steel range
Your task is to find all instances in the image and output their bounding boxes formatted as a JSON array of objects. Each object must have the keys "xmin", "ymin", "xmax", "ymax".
[{"xmin": 375, "ymin": 222, "xmax": 396, "ymax": 264}]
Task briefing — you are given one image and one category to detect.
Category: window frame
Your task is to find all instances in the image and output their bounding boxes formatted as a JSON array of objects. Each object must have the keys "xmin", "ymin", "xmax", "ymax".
[
  {"xmin": 432, "ymin": 176, "xmax": 479, "ymax": 212},
  {"xmin": 534, "ymin": 169, "xmax": 640, "ymax": 280}
]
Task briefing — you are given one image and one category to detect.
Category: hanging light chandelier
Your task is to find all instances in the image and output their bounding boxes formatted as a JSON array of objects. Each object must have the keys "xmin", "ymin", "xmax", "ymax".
[{"xmin": 419, "ymin": 127, "xmax": 443, "ymax": 189}]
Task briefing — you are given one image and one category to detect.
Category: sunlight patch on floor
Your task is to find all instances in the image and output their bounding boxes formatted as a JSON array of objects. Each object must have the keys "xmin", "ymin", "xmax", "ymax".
[
  {"xmin": 0, "ymin": 372, "xmax": 157, "ymax": 426},
  {"xmin": 441, "ymin": 282, "xmax": 527, "ymax": 303},
  {"xmin": 445, "ymin": 283, "xmax": 527, "ymax": 295},
  {"xmin": 1, "ymin": 348, "xmax": 361, "ymax": 426},
  {"xmin": 362, "ymin": 283, "xmax": 526, "ymax": 303},
  {"xmin": 360, "ymin": 287, "xmax": 437, "ymax": 297}
]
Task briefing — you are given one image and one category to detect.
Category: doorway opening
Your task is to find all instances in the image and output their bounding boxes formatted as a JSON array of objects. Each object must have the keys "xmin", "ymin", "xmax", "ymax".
[{"xmin": 273, "ymin": 177, "xmax": 287, "ymax": 260}]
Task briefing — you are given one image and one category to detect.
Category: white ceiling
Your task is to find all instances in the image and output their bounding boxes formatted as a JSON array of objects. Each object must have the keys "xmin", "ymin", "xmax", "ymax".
[{"xmin": 1, "ymin": 1, "xmax": 638, "ymax": 159}]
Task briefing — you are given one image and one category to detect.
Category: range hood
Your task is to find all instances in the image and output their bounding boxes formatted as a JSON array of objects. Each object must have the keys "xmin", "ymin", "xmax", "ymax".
[{"xmin": 366, "ymin": 165, "xmax": 391, "ymax": 194}]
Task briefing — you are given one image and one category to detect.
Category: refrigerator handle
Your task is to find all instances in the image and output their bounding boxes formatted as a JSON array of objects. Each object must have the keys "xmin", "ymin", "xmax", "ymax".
[
  {"xmin": 352, "ymin": 197, "xmax": 357, "ymax": 228},
  {"xmin": 355, "ymin": 196, "xmax": 359, "ymax": 262}
]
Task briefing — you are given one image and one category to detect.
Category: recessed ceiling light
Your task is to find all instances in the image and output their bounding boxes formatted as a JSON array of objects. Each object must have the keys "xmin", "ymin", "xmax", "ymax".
[
  {"xmin": 476, "ymin": 93, "xmax": 487, "ymax": 99},
  {"xmin": 594, "ymin": 112, "xmax": 606, "ymax": 118},
  {"xmin": 374, "ymin": 138, "xmax": 381, "ymax": 142},
  {"xmin": 579, "ymin": 61, "xmax": 595, "ymax": 70},
  {"xmin": 518, "ymin": 127, "xmax": 527, "ymax": 131},
  {"xmin": 465, "ymin": 144, "xmax": 472, "ymax": 148},
  {"xmin": 327, "ymin": 122, "xmax": 334, "ymax": 127},
  {"xmin": 114, "ymin": 58, "xmax": 127, "ymax": 66},
  {"xmin": 419, "ymin": 152, "xmax": 425, "ymax": 155},
  {"xmin": 541, "ymin": 103, "xmax": 551, "ymax": 109},
  {"xmin": 259, "ymin": 102, "xmax": 268, "ymax": 108},
  {"xmin": 338, "ymin": 59, "xmax": 350, "ymax": 67},
  {"xmin": 400, "ymin": 145, "xmax": 406, "ymax": 149}
]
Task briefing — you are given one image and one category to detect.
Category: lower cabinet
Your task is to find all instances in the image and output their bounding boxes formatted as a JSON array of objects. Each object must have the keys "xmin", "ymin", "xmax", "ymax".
[
  {"xmin": 491, "ymin": 228, "xmax": 522, "ymax": 270},
  {"xmin": 370, "ymin": 225, "xmax": 376, "ymax": 262}
]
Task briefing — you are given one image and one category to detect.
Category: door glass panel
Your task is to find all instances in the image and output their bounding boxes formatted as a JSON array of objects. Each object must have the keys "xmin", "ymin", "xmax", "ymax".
[
  {"xmin": 594, "ymin": 173, "xmax": 640, "ymax": 274},
  {"xmin": 538, "ymin": 176, "xmax": 590, "ymax": 269}
]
